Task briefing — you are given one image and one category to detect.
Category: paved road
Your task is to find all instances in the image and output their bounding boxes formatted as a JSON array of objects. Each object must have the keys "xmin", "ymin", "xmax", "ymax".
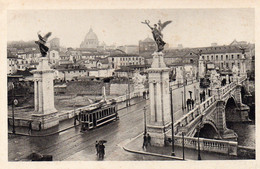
[{"xmin": 9, "ymin": 99, "xmax": 170, "ymax": 161}]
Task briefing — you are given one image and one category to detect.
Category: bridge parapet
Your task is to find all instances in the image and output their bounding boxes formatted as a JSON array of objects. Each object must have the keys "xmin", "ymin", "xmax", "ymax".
[
  {"xmin": 166, "ymin": 135, "xmax": 238, "ymax": 156},
  {"xmin": 171, "ymin": 95, "xmax": 217, "ymax": 135}
]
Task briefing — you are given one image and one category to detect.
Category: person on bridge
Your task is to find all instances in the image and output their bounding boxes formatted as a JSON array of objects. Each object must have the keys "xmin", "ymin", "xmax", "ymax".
[
  {"xmin": 142, "ymin": 134, "xmax": 148, "ymax": 150},
  {"xmin": 147, "ymin": 134, "xmax": 151, "ymax": 146},
  {"xmin": 38, "ymin": 122, "xmax": 41, "ymax": 131},
  {"xmin": 28, "ymin": 121, "xmax": 32, "ymax": 135},
  {"xmin": 98, "ymin": 143, "xmax": 105, "ymax": 160},
  {"xmin": 95, "ymin": 141, "xmax": 99, "ymax": 156}
]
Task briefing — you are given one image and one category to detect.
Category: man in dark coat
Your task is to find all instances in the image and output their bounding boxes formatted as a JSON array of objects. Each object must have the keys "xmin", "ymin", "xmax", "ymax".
[{"xmin": 142, "ymin": 134, "xmax": 147, "ymax": 150}]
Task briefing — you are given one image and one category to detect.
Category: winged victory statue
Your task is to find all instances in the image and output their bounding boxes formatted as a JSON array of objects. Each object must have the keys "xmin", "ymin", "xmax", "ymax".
[
  {"xmin": 35, "ymin": 31, "xmax": 52, "ymax": 57},
  {"xmin": 142, "ymin": 20, "xmax": 172, "ymax": 52}
]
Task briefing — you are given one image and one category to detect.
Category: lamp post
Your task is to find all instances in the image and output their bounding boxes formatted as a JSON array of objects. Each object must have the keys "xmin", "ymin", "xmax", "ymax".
[
  {"xmin": 143, "ymin": 106, "xmax": 147, "ymax": 135},
  {"xmin": 197, "ymin": 124, "xmax": 202, "ymax": 160},
  {"xmin": 170, "ymin": 88, "xmax": 175, "ymax": 156},
  {"xmin": 11, "ymin": 82, "xmax": 17, "ymax": 134}
]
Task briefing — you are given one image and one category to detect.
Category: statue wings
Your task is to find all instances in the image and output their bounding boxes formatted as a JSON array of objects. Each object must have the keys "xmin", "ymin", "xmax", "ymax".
[
  {"xmin": 158, "ymin": 20, "xmax": 172, "ymax": 31},
  {"xmin": 37, "ymin": 31, "xmax": 52, "ymax": 43}
]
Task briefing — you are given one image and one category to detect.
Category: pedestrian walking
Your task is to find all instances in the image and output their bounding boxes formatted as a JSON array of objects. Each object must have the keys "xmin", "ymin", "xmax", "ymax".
[
  {"xmin": 28, "ymin": 121, "xmax": 32, "ymax": 135},
  {"xmin": 147, "ymin": 134, "xmax": 151, "ymax": 146},
  {"xmin": 74, "ymin": 114, "xmax": 77, "ymax": 126},
  {"xmin": 142, "ymin": 134, "xmax": 147, "ymax": 150},
  {"xmin": 98, "ymin": 143, "xmax": 105, "ymax": 160},
  {"xmin": 38, "ymin": 122, "xmax": 41, "ymax": 131},
  {"xmin": 95, "ymin": 141, "xmax": 99, "ymax": 156}
]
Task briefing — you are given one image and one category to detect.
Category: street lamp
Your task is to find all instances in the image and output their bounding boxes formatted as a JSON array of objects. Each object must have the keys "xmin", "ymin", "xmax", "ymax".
[
  {"xmin": 170, "ymin": 88, "xmax": 175, "ymax": 156},
  {"xmin": 197, "ymin": 124, "xmax": 202, "ymax": 160},
  {"xmin": 11, "ymin": 82, "xmax": 18, "ymax": 134},
  {"xmin": 143, "ymin": 106, "xmax": 147, "ymax": 135}
]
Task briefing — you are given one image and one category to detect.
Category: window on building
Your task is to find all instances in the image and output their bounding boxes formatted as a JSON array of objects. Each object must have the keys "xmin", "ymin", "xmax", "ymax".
[
  {"xmin": 238, "ymin": 62, "xmax": 240, "ymax": 68},
  {"xmin": 237, "ymin": 54, "xmax": 240, "ymax": 59},
  {"xmin": 221, "ymin": 62, "xmax": 224, "ymax": 68},
  {"xmin": 211, "ymin": 55, "xmax": 213, "ymax": 60},
  {"xmin": 202, "ymin": 56, "xmax": 204, "ymax": 60},
  {"xmin": 221, "ymin": 55, "xmax": 223, "ymax": 60},
  {"xmin": 226, "ymin": 63, "xmax": 229, "ymax": 68},
  {"xmin": 207, "ymin": 56, "xmax": 209, "ymax": 60},
  {"xmin": 216, "ymin": 55, "xmax": 218, "ymax": 60},
  {"xmin": 231, "ymin": 55, "xmax": 234, "ymax": 59},
  {"xmin": 226, "ymin": 55, "xmax": 228, "ymax": 60}
]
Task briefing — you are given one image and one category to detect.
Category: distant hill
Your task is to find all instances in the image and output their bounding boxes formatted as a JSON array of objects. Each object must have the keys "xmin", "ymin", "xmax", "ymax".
[{"xmin": 7, "ymin": 40, "xmax": 38, "ymax": 50}]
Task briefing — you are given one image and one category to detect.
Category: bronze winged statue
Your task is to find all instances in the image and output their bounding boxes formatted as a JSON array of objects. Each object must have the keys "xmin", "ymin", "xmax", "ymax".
[
  {"xmin": 142, "ymin": 20, "xmax": 172, "ymax": 52},
  {"xmin": 35, "ymin": 31, "xmax": 52, "ymax": 57}
]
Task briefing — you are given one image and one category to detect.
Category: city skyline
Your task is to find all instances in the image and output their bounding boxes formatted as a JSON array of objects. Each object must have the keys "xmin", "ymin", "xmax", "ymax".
[{"xmin": 8, "ymin": 9, "xmax": 254, "ymax": 48}]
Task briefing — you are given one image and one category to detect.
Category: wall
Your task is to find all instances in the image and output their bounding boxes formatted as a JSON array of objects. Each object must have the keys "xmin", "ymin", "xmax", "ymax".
[
  {"xmin": 110, "ymin": 83, "xmax": 134, "ymax": 95},
  {"xmin": 66, "ymin": 81, "xmax": 110, "ymax": 95}
]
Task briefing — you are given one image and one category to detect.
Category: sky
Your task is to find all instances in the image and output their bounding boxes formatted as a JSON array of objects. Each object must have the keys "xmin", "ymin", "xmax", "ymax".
[{"xmin": 7, "ymin": 9, "xmax": 254, "ymax": 48}]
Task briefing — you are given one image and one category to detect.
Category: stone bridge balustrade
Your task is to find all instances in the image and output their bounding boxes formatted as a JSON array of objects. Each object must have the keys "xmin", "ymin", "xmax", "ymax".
[{"xmin": 165, "ymin": 134, "xmax": 238, "ymax": 156}]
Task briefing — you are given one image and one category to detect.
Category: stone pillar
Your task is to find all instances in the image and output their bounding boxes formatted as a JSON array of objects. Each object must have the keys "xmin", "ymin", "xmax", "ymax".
[
  {"xmin": 234, "ymin": 85, "xmax": 250, "ymax": 122},
  {"xmin": 31, "ymin": 58, "xmax": 59, "ymax": 129},
  {"xmin": 215, "ymin": 101, "xmax": 238, "ymax": 141},
  {"xmin": 146, "ymin": 52, "xmax": 171, "ymax": 146}
]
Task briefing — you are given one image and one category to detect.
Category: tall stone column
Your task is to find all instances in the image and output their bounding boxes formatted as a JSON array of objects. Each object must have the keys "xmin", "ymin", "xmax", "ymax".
[
  {"xmin": 146, "ymin": 52, "xmax": 171, "ymax": 146},
  {"xmin": 31, "ymin": 58, "xmax": 59, "ymax": 129}
]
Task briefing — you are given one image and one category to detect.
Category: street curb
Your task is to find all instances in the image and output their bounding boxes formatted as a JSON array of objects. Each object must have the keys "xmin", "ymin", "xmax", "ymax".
[
  {"xmin": 122, "ymin": 133, "xmax": 187, "ymax": 161},
  {"xmin": 8, "ymin": 124, "xmax": 81, "ymax": 137},
  {"xmin": 8, "ymin": 98, "xmax": 147, "ymax": 137},
  {"xmin": 122, "ymin": 146, "xmax": 185, "ymax": 161}
]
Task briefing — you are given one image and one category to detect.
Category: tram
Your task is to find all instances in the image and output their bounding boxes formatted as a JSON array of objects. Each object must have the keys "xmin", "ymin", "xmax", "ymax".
[{"xmin": 79, "ymin": 100, "xmax": 118, "ymax": 131}]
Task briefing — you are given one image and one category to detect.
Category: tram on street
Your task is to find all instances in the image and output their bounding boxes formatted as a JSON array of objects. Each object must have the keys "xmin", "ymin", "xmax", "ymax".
[{"xmin": 79, "ymin": 100, "xmax": 118, "ymax": 131}]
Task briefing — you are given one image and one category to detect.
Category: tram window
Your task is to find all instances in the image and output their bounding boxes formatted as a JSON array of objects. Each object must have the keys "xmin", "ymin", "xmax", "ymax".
[
  {"xmin": 90, "ymin": 114, "xmax": 92, "ymax": 122},
  {"xmin": 86, "ymin": 114, "xmax": 88, "ymax": 121},
  {"xmin": 99, "ymin": 111, "xmax": 101, "ymax": 118}
]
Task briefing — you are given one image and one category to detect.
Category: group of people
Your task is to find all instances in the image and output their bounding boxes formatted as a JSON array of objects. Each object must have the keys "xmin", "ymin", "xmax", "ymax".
[
  {"xmin": 95, "ymin": 141, "xmax": 106, "ymax": 160},
  {"xmin": 142, "ymin": 133, "xmax": 151, "ymax": 150}
]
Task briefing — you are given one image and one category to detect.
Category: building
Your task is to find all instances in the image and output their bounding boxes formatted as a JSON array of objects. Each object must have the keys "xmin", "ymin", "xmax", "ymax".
[
  {"xmin": 49, "ymin": 50, "xmax": 60, "ymax": 65},
  {"xmin": 80, "ymin": 28, "xmax": 99, "ymax": 49},
  {"xmin": 49, "ymin": 38, "xmax": 60, "ymax": 51},
  {"xmin": 108, "ymin": 54, "xmax": 145, "ymax": 69},
  {"xmin": 7, "ymin": 51, "xmax": 17, "ymax": 74},
  {"xmin": 139, "ymin": 37, "xmax": 156, "ymax": 53},
  {"xmin": 88, "ymin": 68, "xmax": 114, "ymax": 78},
  {"xmin": 198, "ymin": 42, "xmax": 252, "ymax": 77}
]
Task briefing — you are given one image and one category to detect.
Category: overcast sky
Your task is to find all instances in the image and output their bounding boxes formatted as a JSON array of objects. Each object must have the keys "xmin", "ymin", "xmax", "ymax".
[{"xmin": 7, "ymin": 9, "xmax": 254, "ymax": 48}]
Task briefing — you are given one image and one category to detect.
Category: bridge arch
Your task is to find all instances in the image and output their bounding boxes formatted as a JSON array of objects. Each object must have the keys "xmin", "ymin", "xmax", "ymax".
[
  {"xmin": 194, "ymin": 121, "xmax": 221, "ymax": 139},
  {"xmin": 225, "ymin": 97, "xmax": 239, "ymax": 124}
]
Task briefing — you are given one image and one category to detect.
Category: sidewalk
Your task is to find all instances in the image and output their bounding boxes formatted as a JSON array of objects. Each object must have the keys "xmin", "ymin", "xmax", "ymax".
[
  {"xmin": 123, "ymin": 133, "xmax": 239, "ymax": 161},
  {"xmin": 8, "ymin": 96, "xmax": 146, "ymax": 137}
]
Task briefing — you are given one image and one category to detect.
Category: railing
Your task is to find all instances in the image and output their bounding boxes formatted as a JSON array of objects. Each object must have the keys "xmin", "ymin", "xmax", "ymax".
[
  {"xmin": 166, "ymin": 135, "xmax": 237, "ymax": 155},
  {"xmin": 172, "ymin": 94, "xmax": 216, "ymax": 134}
]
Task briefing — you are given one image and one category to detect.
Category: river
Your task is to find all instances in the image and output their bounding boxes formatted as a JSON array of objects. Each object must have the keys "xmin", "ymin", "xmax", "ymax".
[{"xmin": 227, "ymin": 121, "xmax": 255, "ymax": 147}]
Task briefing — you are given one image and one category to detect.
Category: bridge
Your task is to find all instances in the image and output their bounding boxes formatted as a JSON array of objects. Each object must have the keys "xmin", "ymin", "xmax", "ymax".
[
  {"xmin": 146, "ymin": 52, "xmax": 251, "ymax": 156},
  {"xmin": 164, "ymin": 75, "xmax": 249, "ymax": 156}
]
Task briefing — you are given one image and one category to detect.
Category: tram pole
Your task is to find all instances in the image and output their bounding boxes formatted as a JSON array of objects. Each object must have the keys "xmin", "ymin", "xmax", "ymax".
[
  {"xmin": 12, "ymin": 82, "xmax": 16, "ymax": 134},
  {"xmin": 143, "ymin": 106, "xmax": 147, "ymax": 135},
  {"xmin": 170, "ymin": 88, "xmax": 175, "ymax": 156}
]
